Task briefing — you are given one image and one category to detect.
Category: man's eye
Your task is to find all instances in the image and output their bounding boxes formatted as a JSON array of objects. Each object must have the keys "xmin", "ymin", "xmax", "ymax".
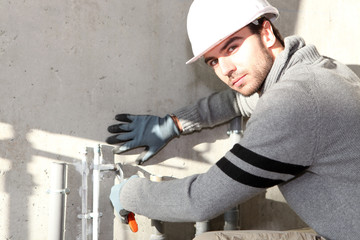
[
  {"xmin": 228, "ymin": 46, "xmax": 237, "ymax": 53},
  {"xmin": 208, "ymin": 59, "xmax": 218, "ymax": 67}
]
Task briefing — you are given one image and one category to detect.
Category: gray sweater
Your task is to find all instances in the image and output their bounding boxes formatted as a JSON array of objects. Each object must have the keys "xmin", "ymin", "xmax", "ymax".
[{"xmin": 120, "ymin": 36, "xmax": 360, "ymax": 240}]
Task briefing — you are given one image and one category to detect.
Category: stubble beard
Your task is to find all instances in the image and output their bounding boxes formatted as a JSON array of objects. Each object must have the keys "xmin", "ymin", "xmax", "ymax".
[{"xmin": 238, "ymin": 40, "xmax": 274, "ymax": 97}]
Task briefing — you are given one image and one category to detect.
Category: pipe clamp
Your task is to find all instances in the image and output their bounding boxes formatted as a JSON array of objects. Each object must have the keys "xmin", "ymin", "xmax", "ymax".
[{"xmin": 47, "ymin": 188, "xmax": 70, "ymax": 195}]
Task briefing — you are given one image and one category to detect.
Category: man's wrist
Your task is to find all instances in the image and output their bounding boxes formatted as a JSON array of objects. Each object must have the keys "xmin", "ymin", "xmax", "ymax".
[{"xmin": 170, "ymin": 114, "xmax": 183, "ymax": 133}]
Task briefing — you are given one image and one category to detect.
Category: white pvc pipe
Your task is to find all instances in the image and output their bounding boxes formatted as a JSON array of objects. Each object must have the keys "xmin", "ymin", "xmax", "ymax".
[
  {"xmin": 48, "ymin": 162, "xmax": 68, "ymax": 240},
  {"xmin": 80, "ymin": 149, "xmax": 88, "ymax": 240},
  {"xmin": 195, "ymin": 221, "xmax": 210, "ymax": 236},
  {"xmin": 228, "ymin": 117, "xmax": 243, "ymax": 144},
  {"xmin": 223, "ymin": 207, "xmax": 239, "ymax": 230},
  {"xmin": 92, "ymin": 145, "xmax": 101, "ymax": 240}
]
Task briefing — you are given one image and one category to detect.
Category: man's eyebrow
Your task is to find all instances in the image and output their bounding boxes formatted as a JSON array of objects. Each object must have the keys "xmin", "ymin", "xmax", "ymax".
[{"xmin": 220, "ymin": 36, "xmax": 242, "ymax": 52}]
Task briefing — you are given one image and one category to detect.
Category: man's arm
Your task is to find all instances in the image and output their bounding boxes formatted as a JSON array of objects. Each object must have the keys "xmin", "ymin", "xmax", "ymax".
[
  {"xmin": 106, "ymin": 89, "xmax": 258, "ymax": 164},
  {"xmin": 174, "ymin": 89, "xmax": 258, "ymax": 134}
]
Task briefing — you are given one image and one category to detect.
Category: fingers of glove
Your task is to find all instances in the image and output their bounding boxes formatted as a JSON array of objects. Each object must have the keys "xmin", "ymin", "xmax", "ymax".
[
  {"xmin": 110, "ymin": 184, "xmax": 126, "ymax": 221},
  {"xmin": 109, "ymin": 185, "xmax": 122, "ymax": 209},
  {"xmin": 135, "ymin": 146, "xmax": 161, "ymax": 165},
  {"xmin": 112, "ymin": 146, "xmax": 123, "ymax": 154},
  {"xmin": 112, "ymin": 140, "xmax": 142, "ymax": 154},
  {"xmin": 106, "ymin": 135, "xmax": 127, "ymax": 144},
  {"xmin": 106, "ymin": 131, "xmax": 136, "ymax": 144},
  {"xmin": 114, "ymin": 131, "xmax": 136, "ymax": 142},
  {"xmin": 115, "ymin": 114, "xmax": 133, "ymax": 122},
  {"xmin": 108, "ymin": 123, "xmax": 132, "ymax": 133}
]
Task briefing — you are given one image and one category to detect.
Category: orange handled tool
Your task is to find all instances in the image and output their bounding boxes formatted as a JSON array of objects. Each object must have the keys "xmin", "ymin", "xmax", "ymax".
[{"xmin": 126, "ymin": 212, "xmax": 138, "ymax": 232}]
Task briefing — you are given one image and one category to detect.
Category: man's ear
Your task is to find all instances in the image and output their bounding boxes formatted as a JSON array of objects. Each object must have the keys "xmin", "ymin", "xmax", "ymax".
[{"xmin": 261, "ymin": 20, "xmax": 276, "ymax": 48}]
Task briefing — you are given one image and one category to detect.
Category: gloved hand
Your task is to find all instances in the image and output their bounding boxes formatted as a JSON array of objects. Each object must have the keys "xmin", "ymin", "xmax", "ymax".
[
  {"xmin": 109, "ymin": 175, "xmax": 138, "ymax": 222},
  {"xmin": 106, "ymin": 114, "xmax": 181, "ymax": 165}
]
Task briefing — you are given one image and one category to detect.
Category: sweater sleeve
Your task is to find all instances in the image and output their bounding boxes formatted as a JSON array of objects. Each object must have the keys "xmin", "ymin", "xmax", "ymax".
[
  {"xmin": 120, "ymin": 165, "xmax": 264, "ymax": 222},
  {"xmin": 173, "ymin": 89, "xmax": 259, "ymax": 134},
  {"xmin": 119, "ymin": 78, "xmax": 316, "ymax": 223}
]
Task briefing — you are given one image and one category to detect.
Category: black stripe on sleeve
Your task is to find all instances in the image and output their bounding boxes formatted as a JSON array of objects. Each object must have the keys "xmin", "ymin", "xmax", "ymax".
[
  {"xmin": 230, "ymin": 144, "xmax": 309, "ymax": 176},
  {"xmin": 216, "ymin": 157, "xmax": 284, "ymax": 188}
]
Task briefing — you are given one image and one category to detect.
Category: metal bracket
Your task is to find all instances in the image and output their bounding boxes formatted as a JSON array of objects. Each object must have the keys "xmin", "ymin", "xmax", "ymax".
[
  {"xmin": 89, "ymin": 212, "xmax": 103, "ymax": 218},
  {"xmin": 47, "ymin": 188, "xmax": 70, "ymax": 195},
  {"xmin": 77, "ymin": 213, "xmax": 92, "ymax": 220},
  {"xmin": 227, "ymin": 129, "xmax": 244, "ymax": 136},
  {"xmin": 93, "ymin": 163, "xmax": 116, "ymax": 171},
  {"xmin": 77, "ymin": 212, "xmax": 103, "ymax": 219}
]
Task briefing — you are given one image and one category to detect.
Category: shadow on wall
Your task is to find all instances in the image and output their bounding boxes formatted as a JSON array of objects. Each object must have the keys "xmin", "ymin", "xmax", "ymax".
[
  {"xmin": 271, "ymin": 0, "xmax": 302, "ymax": 37},
  {"xmin": 1, "ymin": 126, "xmax": 34, "ymax": 240},
  {"xmin": 0, "ymin": 126, "xmax": 82, "ymax": 240},
  {"xmin": 348, "ymin": 65, "xmax": 360, "ymax": 78}
]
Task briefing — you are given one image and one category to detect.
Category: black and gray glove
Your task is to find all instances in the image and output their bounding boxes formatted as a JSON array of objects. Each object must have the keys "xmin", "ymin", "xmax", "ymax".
[{"xmin": 106, "ymin": 114, "xmax": 181, "ymax": 164}]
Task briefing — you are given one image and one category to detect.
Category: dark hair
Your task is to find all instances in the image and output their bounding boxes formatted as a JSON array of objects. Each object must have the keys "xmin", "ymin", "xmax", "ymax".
[{"xmin": 248, "ymin": 17, "xmax": 284, "ymax": 46}]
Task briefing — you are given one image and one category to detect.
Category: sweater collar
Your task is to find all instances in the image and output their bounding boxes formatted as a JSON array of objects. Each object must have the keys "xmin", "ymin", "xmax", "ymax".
[{"xmin": 260, "ymin": 36, "xmax": 321, "ymax": 95}]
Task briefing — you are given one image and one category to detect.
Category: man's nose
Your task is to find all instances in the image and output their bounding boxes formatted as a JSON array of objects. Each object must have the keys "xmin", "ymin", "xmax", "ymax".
[{"xmin": 218, "ymin": 57, "xmax": 236, "ymax": 77}]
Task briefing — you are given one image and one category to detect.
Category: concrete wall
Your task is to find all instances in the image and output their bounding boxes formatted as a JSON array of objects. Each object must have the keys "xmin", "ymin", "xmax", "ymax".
[{"xmin": 0, "ymin": 0, "xmax": 359, "ymax": 239}]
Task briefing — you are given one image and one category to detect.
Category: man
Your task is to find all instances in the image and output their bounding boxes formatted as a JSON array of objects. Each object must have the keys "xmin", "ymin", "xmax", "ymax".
[{"xmin": 106, "ymin": 0, "xmax": 360, "ymax": 239}]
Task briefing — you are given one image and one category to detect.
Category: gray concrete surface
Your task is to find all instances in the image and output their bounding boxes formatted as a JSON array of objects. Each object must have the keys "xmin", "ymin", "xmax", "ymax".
[{"xmin": 0, "ymin": 0, "xmax": 359, "ymax": 239}]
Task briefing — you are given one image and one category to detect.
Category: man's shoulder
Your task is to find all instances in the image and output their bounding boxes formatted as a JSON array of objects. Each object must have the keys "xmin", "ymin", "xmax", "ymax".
[{"xmin": 255, "ymin": 77, "xmax": 318, "ymax": 125}]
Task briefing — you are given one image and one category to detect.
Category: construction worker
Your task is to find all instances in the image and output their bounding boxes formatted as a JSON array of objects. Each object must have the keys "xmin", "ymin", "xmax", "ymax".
[{"xmin": 106, "ymin": 0, "xmax": 360, "ymax": 239}]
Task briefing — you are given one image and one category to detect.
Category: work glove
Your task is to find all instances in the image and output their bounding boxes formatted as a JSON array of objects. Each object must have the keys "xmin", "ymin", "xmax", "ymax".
[
  {"xmin": 106, "ymin": 114, "xmax": 181, "ymax": 165},
  {"xmin": 109, "ymin": 175, "xmax": 138, "ymax": 222}
]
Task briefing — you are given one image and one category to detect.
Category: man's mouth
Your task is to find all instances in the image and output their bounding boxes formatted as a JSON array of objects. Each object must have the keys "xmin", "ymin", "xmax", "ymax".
[{"xmin": 231, "ymin": 74, "xmax": 247, "ymax": 87}]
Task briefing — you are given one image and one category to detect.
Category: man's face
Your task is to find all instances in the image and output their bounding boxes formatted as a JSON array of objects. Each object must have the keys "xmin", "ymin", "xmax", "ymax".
[{"xmin": 203, "ymin": 26, "xmax": 274, "ymax": 96}]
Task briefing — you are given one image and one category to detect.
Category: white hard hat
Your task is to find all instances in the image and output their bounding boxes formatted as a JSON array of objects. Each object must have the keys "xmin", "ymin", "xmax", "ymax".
[{"xmin": 186, "ymin": 0, "xmax": 279, "ymax": 64}]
